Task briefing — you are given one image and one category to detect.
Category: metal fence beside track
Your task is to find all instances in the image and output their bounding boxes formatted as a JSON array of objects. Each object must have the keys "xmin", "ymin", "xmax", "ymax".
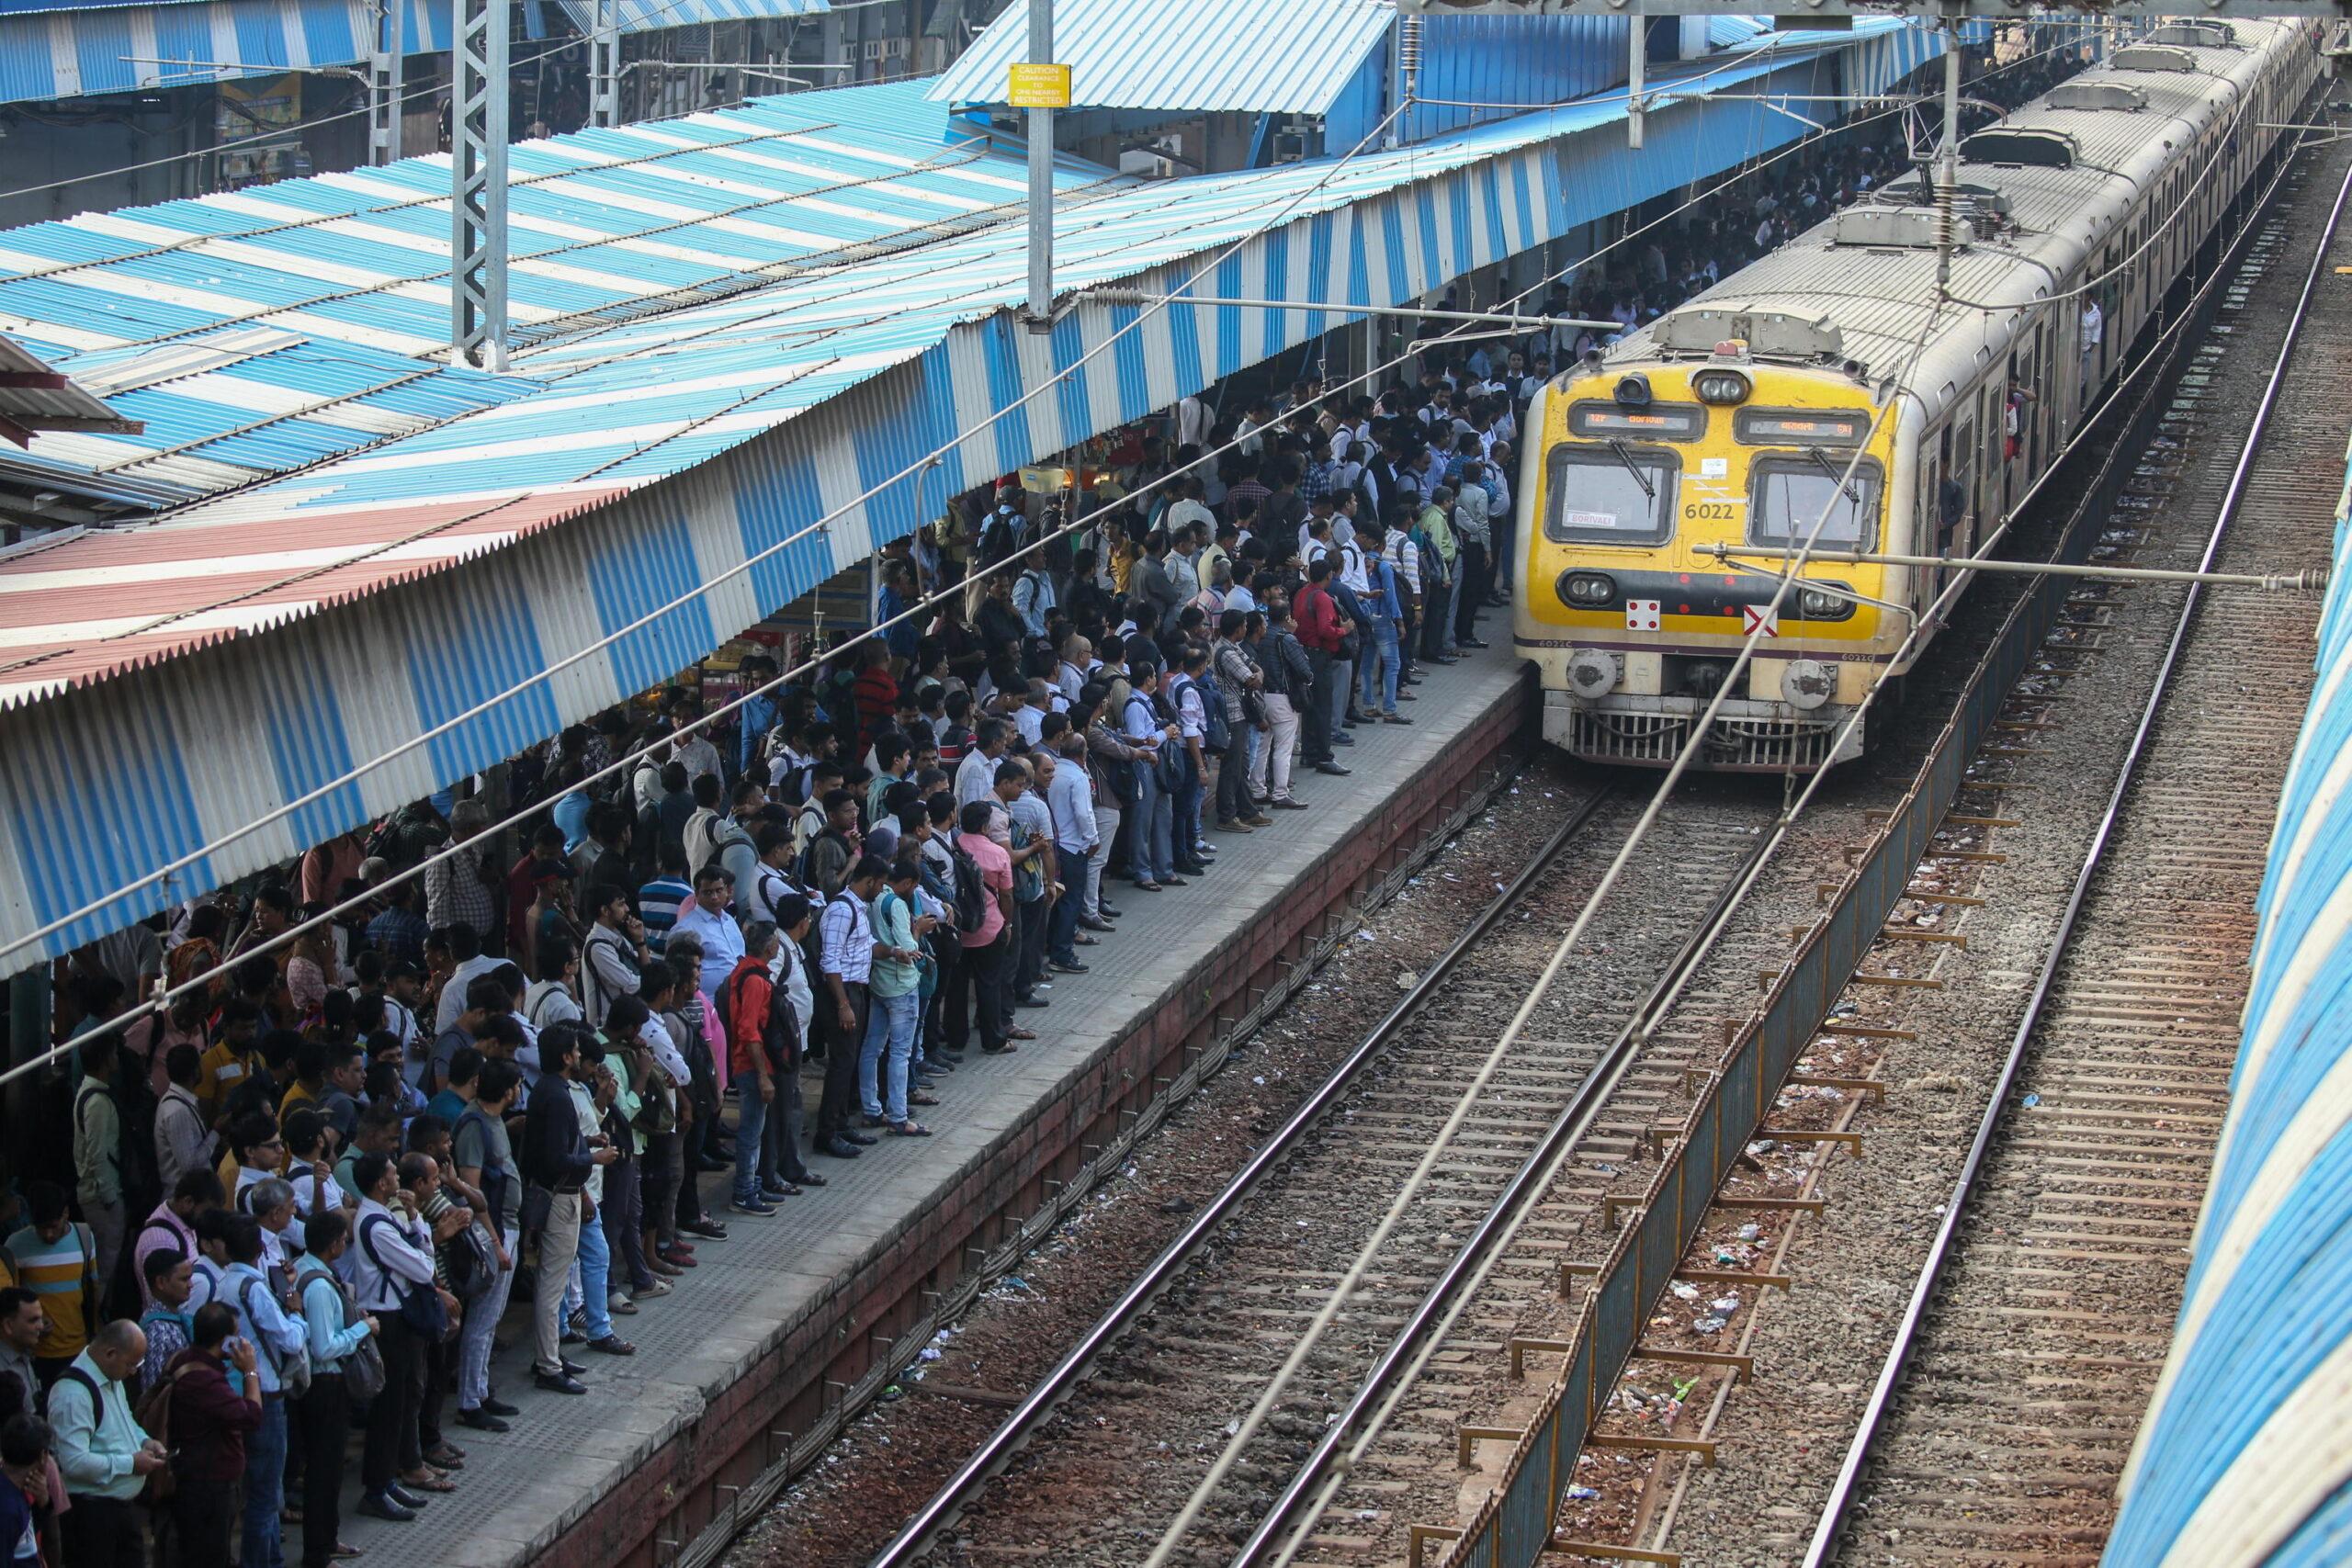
[{"xmin": 1435, "ymin": 125, "xmax": 2279, "ymax": 1568}]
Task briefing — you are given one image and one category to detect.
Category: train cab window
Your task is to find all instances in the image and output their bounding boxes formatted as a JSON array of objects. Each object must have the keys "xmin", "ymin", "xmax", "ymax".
[
  {"xmin": 1747, "ymin": 455, "xmax": 1883, "ymax": 550},
  {"xmin": 1544, "ymin": 444, "xmax": 1680, "ymax": 546}
]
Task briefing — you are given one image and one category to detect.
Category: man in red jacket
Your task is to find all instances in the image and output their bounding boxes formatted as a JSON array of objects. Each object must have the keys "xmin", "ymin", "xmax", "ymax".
[
  {"xmin": 164, "ymin": 1302, "xmax": 262, "ymax": 1567},
  {"xmin": 1292, "ymin": 558, "xmax": 1346, "ymax": 773}
]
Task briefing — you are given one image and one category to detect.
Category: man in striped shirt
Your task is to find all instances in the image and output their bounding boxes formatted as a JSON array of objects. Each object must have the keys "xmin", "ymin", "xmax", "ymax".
[{"xmin": 1, "ymin": 1183, "xmax": 96, "ymax": 1389}]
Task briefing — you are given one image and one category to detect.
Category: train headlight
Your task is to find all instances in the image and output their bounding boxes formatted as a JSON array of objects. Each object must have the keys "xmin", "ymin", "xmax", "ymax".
[
  {"xmin": 1781, "ymin": 659, "xmax": 1835, "ymax": 711},
  {"xmin": 1797, "ymin": 583, "xmax": 1856, "ymax": 621},
  {"xmin": 1691, "ymin": 368, "xmax": 1752, "ymax": 406},
  {"xmin": 1557, "ymin": 570, "xmax": 1618, "ymax": 608},
  {"xmin": 1613, "ymin": 373, "xmax": 1652, "ymax": 408},
  {"xmin": 1566, "ymin": 649, "xmax": 1619, "ymax": 699}
]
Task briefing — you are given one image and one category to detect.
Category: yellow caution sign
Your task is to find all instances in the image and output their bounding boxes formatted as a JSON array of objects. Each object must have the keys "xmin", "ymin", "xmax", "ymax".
[{"xmin": 1007, "ymin": 62, "xmax": 1071, "ymax": 107}]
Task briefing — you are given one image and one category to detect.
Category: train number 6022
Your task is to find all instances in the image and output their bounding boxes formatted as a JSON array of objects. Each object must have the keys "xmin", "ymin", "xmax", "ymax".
[{"xmin": 1682, "ymin": 502, "xmax": 1739, "ymax": 521}]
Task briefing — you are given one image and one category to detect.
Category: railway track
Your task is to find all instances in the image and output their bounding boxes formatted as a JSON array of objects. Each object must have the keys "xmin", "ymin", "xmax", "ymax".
[
  {"xmin": 869, "ymin": 776, "xmax": 1833, "ymax": 1568},
  {"xmin": 1801, "ymin": 147, "xmax": 2352, "ymax": 1568}
]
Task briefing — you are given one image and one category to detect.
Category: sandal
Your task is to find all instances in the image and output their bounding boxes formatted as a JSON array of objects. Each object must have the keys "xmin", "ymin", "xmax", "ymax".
[
  {"xmin": 891, "ymin": 1122, "xmax": 933, "ymax": 1137},
  {"xmin": 909, "ymin": 1091, "xmax": 940, "ymax": 1107},
  {"xmin": 400, "ymin": 1471, "xmax": 458, "ymax": 1495}
]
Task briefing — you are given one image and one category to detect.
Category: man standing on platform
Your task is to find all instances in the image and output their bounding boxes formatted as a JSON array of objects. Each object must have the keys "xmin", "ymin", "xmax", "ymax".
[{"xmin": 814, "ymin": 857, "xmax": 887, "ymax": 1159}]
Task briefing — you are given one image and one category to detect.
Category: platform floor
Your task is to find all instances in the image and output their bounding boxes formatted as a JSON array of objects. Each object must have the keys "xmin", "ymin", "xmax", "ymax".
[{"xmin": 347, "ymin": 639, "xmax": 1525, "ymax": 1568}]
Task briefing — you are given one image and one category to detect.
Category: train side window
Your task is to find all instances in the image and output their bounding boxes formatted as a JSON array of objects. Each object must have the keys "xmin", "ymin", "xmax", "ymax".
[
  {"xmin": 1747, "ymin": 456, "xmax": 1883, "ymax": 550},
  {"xmin": 1543, "ymin": 445, "xmax": 1681, "ymax": 546}
]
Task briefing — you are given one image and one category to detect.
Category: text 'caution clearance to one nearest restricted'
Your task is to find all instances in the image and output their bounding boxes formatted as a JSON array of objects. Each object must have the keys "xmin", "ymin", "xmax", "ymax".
[{"xmin": 1007, "ymin": 62, "xmax": 1071, "ymax": 107}]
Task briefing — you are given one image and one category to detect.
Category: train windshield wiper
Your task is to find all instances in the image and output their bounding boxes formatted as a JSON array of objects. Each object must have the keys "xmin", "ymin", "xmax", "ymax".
[
  {"xmin": 1607, "ymin": 437, "xmax": 1656, "ymax": 502},
  {"xmin": 1807, "ymin": 445, "xmax": 1861, "ymax": 504}
]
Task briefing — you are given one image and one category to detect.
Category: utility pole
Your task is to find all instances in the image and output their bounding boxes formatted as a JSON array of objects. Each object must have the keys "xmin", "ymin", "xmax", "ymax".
[
  {"xmin": 1628, "ymin": 8, "xmax": 1645, "ymax": 150},
  {"xmin": 368, "ymin": 0, "xmax": 405, "ymax": 164},
  {"xmin": 1008, "ymin": 0, "xmax": 1068, "ymax": 332},
  {"xmin": 452, "ymin": 0, "xmax": 511, "ymax": 370},
  {"xmin": 1934, "ymin": 5, "xmax": 1962, "ymax": 295},
  {"xmin": 590, "ymin": 0, "xmax": 620, "ymax": 128}
]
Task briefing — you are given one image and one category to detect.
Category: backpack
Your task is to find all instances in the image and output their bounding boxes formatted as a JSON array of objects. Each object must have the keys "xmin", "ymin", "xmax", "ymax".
[
  {"xmin": 950, "ymin": 845, "xmax": 989, "ymax": 934},
  {"xmin": 455, "ymin": 1108, "xmax": 513, "ymax": 1230},
  {"xmin": 360, "ymin": 1212, "xmax": 448, "ymax": 1341},
  {"xmin": 59, "ymin": 1356, "xmax": 183, "ymax": 1503},
  {"xmin": 236, "ymin": 1272, "xmax": 311, "ymax": 1397}
]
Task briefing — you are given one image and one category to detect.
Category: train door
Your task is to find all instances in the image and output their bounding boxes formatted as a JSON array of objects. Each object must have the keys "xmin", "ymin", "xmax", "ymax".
[
  {"xmin": 2026, "ymin": 327, "xmax": 2047, "ymax": 475},
  {"xmin": 1950, "ymin": 411, "xmax": 1978, "ymax": 560}
]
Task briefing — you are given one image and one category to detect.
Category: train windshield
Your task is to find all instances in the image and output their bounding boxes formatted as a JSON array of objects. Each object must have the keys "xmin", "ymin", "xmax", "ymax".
[
  {"xmin": 1544, "ymin": 445, "xmax": 1678, "ymax": 546},
  {"xmin": 1747, "ymin": 457, "xmax": 1883, "ymax": 549}
]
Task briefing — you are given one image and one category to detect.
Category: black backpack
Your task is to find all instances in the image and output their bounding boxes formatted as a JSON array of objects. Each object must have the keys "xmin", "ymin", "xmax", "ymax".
[{"xmin": 950, "ymin": 845, "xmax": 989, "ymax": 934}]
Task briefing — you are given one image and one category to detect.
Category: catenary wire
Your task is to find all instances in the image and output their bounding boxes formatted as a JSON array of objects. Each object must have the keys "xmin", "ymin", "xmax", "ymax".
[
  {"xmin": 0, "ymin": 28, "xmax": 2098, "ymax": 1090},
  {"xmin": 0, "ymin": 31, "xmax": 2086, "ymax": 1078}
]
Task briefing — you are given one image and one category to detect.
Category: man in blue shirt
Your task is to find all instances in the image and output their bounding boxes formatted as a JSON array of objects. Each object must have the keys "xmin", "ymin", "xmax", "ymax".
[{"xmin": 221, "ymin": 1214, "xmax": 305, "ymax": 1568}]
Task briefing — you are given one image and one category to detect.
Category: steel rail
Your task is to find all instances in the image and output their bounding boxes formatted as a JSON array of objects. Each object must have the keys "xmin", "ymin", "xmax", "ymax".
[
  {"xmin": 865, "ymin": 782, "xmax": 1621, "ymax": 1568},
  {"xmin": 1798, "ymin": 147, "xmax": 2352, "ymax": 1568},
  {"xmin": 1233, "ymin": 806, "xmax": 1787, "ymax": 1567}
]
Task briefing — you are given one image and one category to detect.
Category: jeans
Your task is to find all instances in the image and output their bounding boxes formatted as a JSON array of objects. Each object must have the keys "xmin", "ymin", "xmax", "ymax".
[
  {"xmin": 1304, "ymin": 648, "xmax": 1338, "ymax": 762},
  {"xmin": 1132, "ymin": 767, "xmax": 1175, "ymax": 884},
  {"xmin": 574, "ymin": 1201, "xmax": 615, "ymax": 1337},
  {"xmin": 948, "ymin": 931, "xmax": 1010, "ymax": 1050},
  {"xmin": 1360, "ymin": 616, "xmax": 1401, "ymax": 713},
  {"xmin": 242, "ymin": 1395, "xmax": 287, "ymax": 1568},
  {"xmin": 1441, "ymin": 570, "xmax": 1465, "ymax": 653},
  {"xmin": 1086, "ymin": 809, "xmax": 1120, "ymax": 917},
  {"xmin": 1251, "ymin": 694, "xmax": 1300, "ymax": 800},
  {"xmin": 862, "ymin": 988, "xmax": 919, "ymax": 1122},
  {"xmin": 298, "ymin": 1374, "xmax": 350, "ymax": 1568},
  {"xmin": 733, "ymin": 1087, "xmax": 771, "ymax": 1204},
  {"xmin": 1048, "ymin": 845, "xmax": 1087, "ymax": 961},
  {"xmin": 531, "ymin": 1190, "xmax": 581, "ymax": 1376},
  {"xmin": 458, "ymin": 1225, "xmax": 518, "ymax": 1411}
]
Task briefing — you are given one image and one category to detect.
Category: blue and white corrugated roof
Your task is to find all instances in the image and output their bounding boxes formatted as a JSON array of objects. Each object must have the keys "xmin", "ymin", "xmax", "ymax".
[
  {"xmin": 4, "ymin": 327, "xmax": 532, "ymax": 505},
  {"xmin": 928, "ymin": 0, "xmax": 1399, "ymax": 114},
  {"xmin": 0, "ymin": 0, "xmax": 820, "ymax": 107},
  {"xmin": 1707, "ymin": 16, "xmax": 1772, "ymax": 48},
  {"xmin": 0, "ymin": 78, "xmax": 1121, "ymax": 360},
  {"xmin": 2104, "ymin": 427, "xmax": 2352, "ymax": 1568}
]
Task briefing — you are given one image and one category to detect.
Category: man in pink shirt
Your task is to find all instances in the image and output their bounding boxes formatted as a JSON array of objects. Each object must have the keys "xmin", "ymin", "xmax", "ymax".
[{"xmin": 949, "ymin": 800, "xmax": 1018, "ymax": 1055}]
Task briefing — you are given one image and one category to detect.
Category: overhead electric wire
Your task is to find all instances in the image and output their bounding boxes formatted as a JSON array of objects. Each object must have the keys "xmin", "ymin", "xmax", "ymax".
[
  {"xmin": 5, "ymin": 25, "xmax": 1996, "ymax": 962},
  {"xmin": 0, "ymin": 23, "xmax": 2091, "ymax": 1088}
]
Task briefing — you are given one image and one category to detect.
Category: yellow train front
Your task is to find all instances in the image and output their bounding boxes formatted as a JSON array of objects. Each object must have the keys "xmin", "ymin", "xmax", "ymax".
[{"xmin": 1513, "ymin": 334, "xmax": 1912, "ymax": 774}]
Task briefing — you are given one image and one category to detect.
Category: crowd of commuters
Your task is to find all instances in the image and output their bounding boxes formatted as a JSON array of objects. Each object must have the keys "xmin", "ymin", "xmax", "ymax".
[{"xmin": 0, "ymin": 40, "xmax": 2094, "ymax": 1565}]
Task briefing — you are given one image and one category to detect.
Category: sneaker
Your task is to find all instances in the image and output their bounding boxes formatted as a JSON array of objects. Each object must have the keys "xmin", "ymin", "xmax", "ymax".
[
  {"xmin": 1245, "ymin": 814, "xmax": 1273, "ymax": 828},
  {"xmin": 730, "ymin": 1199, "xmax": 777, "ymax": 1216},
  {"xmin": 1216, "ymin": 818, "xmax": 1253, "ymax": 833}
]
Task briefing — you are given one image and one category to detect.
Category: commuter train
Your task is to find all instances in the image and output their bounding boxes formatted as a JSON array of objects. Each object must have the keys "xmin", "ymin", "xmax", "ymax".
[{"xmin": 1514, "ymin": 18, "xmax": 2319, "ymax": 771}]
